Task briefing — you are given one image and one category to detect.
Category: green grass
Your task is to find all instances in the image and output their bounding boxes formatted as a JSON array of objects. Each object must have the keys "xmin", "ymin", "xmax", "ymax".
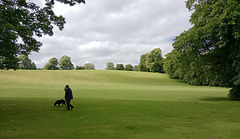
[{"xmin": 0, "ymin": 70, "xmax": 239, "ymax": 138}]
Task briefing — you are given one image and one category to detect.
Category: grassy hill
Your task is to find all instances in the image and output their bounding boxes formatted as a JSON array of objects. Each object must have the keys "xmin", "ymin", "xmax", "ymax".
[{"xmin": 0, "ymin": 70, "xmax": 239, "ymax": 138}]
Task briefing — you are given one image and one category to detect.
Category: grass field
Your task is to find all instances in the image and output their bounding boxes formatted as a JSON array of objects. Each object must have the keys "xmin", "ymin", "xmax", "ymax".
[{"xmin": 0, "ymin": 70, "xmax": 239, "ymax": 138}]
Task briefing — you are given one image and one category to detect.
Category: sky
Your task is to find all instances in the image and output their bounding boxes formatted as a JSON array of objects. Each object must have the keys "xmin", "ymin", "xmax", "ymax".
[{"xmin": 29, "ymin": 0, "xmax": 192, "ymax": 69}]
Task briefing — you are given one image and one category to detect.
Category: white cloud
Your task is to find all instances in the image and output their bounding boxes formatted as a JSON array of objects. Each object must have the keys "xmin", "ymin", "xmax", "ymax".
[{"xmin": 29, "ymin": 0, "xmax": 192, "ymax": 69}]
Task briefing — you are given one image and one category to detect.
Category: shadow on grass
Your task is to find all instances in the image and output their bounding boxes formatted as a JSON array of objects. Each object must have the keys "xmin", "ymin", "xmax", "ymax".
[{"xmin": 200, "ymin": 97, "xmax": 230, "ymax": 102}]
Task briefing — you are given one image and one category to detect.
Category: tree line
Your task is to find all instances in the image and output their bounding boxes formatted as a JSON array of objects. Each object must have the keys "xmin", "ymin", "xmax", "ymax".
[
  {"xmin": 15, "ymin": 55, "xmax": 95, "ymax": 70},
  {"xmin": 16, "ymin": 48, "xmax": 165, "ymax": 72},
  {"xmin": 105, "ymin": 48, "xmax": 165, "ymax": 72},
  {"xmin": 43, "ymin": 55, "xmax": 95, "ymax": 70},
  {"xmin": 105, "ymin": 62, "xmax": 138, "ymax": 71}
]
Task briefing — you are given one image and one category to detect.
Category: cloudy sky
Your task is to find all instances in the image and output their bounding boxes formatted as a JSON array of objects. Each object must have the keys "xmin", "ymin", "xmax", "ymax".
[{"xmin": 29, "ymin": 0, "xmax": 192, "ymax": 69}]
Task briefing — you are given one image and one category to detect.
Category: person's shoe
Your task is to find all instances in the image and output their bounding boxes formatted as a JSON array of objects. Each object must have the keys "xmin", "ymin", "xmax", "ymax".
[{"xmin": 71, "ymin": 106, "xmax": 74, "ymax": 110}]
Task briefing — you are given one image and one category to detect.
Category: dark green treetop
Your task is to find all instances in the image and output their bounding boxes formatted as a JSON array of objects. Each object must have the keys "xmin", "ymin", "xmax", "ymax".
[
  {"xmin": 43, "ymin": 57, "xmax": 59, "ymax": 70},
  {"xmin": 59, "ymin": 55, "xmax": 74, "ymax": 70},
  {"xmin": 0, "ymin": 0, "xmax": 85, "ymax": 70}
]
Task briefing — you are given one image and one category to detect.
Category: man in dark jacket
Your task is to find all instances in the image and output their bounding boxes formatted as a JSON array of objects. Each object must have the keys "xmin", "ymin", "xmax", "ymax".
[{"xmin": 65, "ymin": 85, "xmax": 74, "ymax": 110}]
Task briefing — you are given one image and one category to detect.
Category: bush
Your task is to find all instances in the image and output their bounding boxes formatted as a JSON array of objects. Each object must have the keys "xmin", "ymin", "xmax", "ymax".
[{"xmin": 228, "ymin": 86, "xmax": 240, "ymax": 101}]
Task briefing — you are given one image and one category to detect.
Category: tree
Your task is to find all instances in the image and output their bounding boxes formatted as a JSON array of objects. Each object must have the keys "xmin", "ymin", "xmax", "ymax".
[
  {"xmin": 164, "ymin": 0, "xmax": 240, "ymax": 100},
  {"xmin": 59, "ymin": 55, "xmax": 74, "ymax": 70},
  {"xmin": 43, "ymin": 57, "xmax": 58, "ymax": 70},
  {"xmin": 163, "ymin": 50, "xmax": 182, "ymax": 79},
  {"xmin": 18, "ymin": 55, "xmax": 36, "ymax": 70},
  {"xmin": 75, "ymin": 65, "xmax": 85, "ymax": 70},
  {"xmin": 134, "ymin": 65, "xmax": 139, "ymax": 71},
  {"xmin": 145, "ymin": 48, "xmax": 164, "ymax": 73},
  {"xmin": 139, "ymin": 48, "xmax": 164, "ymax": 73},
  {"xmin": 84, "ymin": 63, "xmax": 95, "ymax": 70},
  {"xmin": 116, "ymin": 64, "xmax": 124, "ymax": 70},
  {"xmin": 106, "ymin": 62, "xmax": 115, "ymax": 70},
  {"xmin": 139, "ymin": 54, "xmax": 149, "ymax": 72},
  {"xmin": 125, "ymin": 64, "xmax": 133, "ymax": 71},
  {"xmin": 0, "ymin": 0, "xmax": 85, "ymax": 70}
]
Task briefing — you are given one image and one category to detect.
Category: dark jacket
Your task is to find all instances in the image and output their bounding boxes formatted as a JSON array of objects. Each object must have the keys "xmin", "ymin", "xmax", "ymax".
[{"xmin": 65, "ymin": 88, "xmax": 73, "ymax": 100}]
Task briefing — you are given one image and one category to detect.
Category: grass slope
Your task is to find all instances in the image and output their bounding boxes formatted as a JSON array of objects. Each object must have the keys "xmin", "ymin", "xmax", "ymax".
[{"xmin": 0, "ymin": 70, "xmax": 239, "ymax": 139}]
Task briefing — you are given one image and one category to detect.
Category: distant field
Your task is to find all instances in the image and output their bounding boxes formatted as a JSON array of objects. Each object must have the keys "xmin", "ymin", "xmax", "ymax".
[{"xmin": 0, "ymin": 70, "xmax": 239, "ymax": 138}]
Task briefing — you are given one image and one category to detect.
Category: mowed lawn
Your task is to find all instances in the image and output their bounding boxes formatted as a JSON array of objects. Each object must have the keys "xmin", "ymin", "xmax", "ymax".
[{"xmin": 0, "ymin": 70, "xmax": 239, "ymax": 138}]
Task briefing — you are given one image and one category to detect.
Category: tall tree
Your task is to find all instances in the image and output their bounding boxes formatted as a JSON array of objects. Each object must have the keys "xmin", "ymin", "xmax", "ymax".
[
  {"xmin": 139, "ymin": 48, "xmax": 164, "ymax": 73},
  {"xmin": 43, "ymin": 57, "xmax": 58, "ymax": 70},
  {"xmin": 145, "ymin": 48, "xmax": 164, "ymax": 73},
  {"xmin": 125, "ymin": 64, "xmax": 134, "ymax": 71},
  {"xmin": 106, "ymin": 62, "xmax": 115, "ymax": 70},
  {"xmin": 0, "ymin": 0, "xmax": 85, "ymax": 70},
  {"xmin": 116, "ymin": 64, "xmax": 124, "ymax": 70},
  {"xmin": 139, "ymin": 54, "xmax": 149, "ymax": 72},
  {"xmin": 18, "ymin": 55, "xmax": 36, "ymax": 70},
  {"xmin": 59, "ymin": 55, "xmax": 74, "ymax": 70},
  {"xmin": 84, "ymin": 63, "xmax": 95, "ymax": 70},
  {"xmin": 164, "ymin": 0, "xmax": 240, "ymax": 100}
]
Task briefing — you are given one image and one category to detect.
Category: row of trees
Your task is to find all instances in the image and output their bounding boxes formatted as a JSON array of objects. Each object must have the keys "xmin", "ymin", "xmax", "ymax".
[
  {"xmin": 16, "ymin": 48, "xmax": 164, "ymax": 72},
  {"xmin": 163, "ymin": 0, "xmax": 240, "ymax": 100},
  {"xmin": 43, "ymin": 56, "xmax": 74, "ymax": 70},
  {"xmin": 17, "ymin": 54, "xmax": 139, "ymax": 71},
  {"xmin": 76, "ymin": 63, "xmax": 95, "ymax": 70},
  {"xmin": 105, "ymin": 48, "xmax": 165, "ymax": 72},
  {"xmin": 43, "ymin": 55, "xmax": 95, "ymax": 70},
  {"xmin": 105, "ymin": 62, "xmax": 138, "ymax": 71}
]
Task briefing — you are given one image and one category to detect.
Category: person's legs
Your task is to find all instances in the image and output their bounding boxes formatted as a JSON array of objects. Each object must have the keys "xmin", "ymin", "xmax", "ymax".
[
  {"xmin": 69, "ymin": 100, "xmax": 74, "ymax": 110},
  {"xmin": 66, "ymin": 99, "xmax": 74, "ymax": 110},
  {"xmin": 66, "ymin": 99, "xmax": 70, "ymax": 110}
]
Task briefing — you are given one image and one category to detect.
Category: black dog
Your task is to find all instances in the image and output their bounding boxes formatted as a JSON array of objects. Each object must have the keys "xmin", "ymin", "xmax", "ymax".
[{"xmin": 54, "ymin": 100, "xmax": 66, "ymax": 107}]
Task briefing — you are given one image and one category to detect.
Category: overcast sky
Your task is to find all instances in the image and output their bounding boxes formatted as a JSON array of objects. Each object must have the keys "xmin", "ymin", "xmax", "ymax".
[{"xmin": 29, "ymin": 0, "xmax": 192, "ymax": 69}]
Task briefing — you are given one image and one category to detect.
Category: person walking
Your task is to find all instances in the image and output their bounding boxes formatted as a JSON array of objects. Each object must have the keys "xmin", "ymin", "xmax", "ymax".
[{"xmin": 64, "ymin": 85, "xmax": 74, "ymax": 110}]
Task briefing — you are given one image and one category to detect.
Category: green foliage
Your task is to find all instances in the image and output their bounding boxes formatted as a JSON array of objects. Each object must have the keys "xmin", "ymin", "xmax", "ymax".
[
  {"xmin": 0, "ymin": 0, "xmax": 85, "ymax": 70},
  {"xmin": 139, "ymin": 48, "xmax": 164, "ymax": 73},
  {"xmin": 116, "ymin": 64, "xmax": 124, "ymax": 70},
  {"xmin": 84, "ymin": 63, "xmax": 95, "ymax": 70},
  {"xmin": 43, "ymin": 57, "xmax": 58, "ymax": 70},
  {"xmin": 139, "ymin": 54, "xmax": 149, "ymax": 72},
  {"xmin": 18, "ymin": 55, "xmax": 36, "ymax": 70},
  {"xmin": 106, "ymin": 62, "xmax": 115, "ymax": 70},
  {"xmin": 228, "ymin": 85, "xmax": 240, "ymax": 101},
  {"xmin": 125, "ymin": 64, "xmax": 134, "ymax": 71},
  {"xmin": 75, "ymin": 65, "xmax": 85, "ymax": 70},
  {"xmin": 146, "ymin": 48, "xmax": 164, "ymax": 72},
  {"xmin": 133, "ymin": 65, "xmax": 139, "ymax": 71},
  {"xmin": 59, "ymin": 55, "xmax": 74, "ymax": 70},
  {"xmin": 164, "ymin": 0, "xmax": 240, "ymax": 99},
  {"xmin": 163, "ymin": 50, "xmax": 181, "ymax": 79}
]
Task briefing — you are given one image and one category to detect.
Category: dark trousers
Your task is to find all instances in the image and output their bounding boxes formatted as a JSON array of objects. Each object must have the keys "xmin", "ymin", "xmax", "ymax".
[{"xmin": 66, "ymin": 99, "xmax": 73, "ymax": 110}]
